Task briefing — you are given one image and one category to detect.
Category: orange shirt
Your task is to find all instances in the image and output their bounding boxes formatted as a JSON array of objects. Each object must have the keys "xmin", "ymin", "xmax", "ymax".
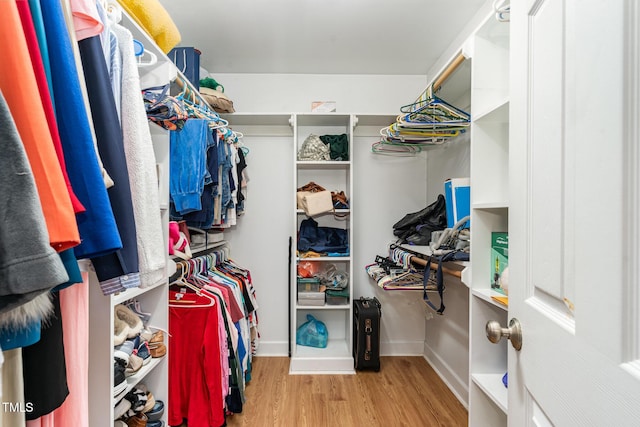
[{"xmin": 0, "ymin": 2, "xmax": 80, "ymax": 252}]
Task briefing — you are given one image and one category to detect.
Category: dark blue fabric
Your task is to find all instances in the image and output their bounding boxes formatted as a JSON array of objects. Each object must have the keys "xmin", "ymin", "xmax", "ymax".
[
  {"xmin": 77, "ymin": 35, "xmax": 139, "ymax": 281},
  {"xmin": 180, "ymin": 135, "xmax": 219, "ymax": 228},
  {"xmin": 39, "ymin": 0, "xmax": 122, "ymax": 259},
  {"xmin": 298, "ymin": 218, "xmax": 349, "ymax": 253}
]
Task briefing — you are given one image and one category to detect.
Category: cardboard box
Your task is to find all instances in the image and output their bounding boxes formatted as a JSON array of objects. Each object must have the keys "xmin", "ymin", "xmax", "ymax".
[
  {"xmin": 444, "ymin": 178, "xmax": 470, "ymax": 228},
  {"xmin": 491, "ymin": 232, "xmax": 508, "ymax": 294},
  {"xmin": 311, "ymin": 101, "xmax": 336, "ymax": 113}
]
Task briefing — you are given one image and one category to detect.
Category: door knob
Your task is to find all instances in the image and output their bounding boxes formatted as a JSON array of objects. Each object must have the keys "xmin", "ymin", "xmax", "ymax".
[{"xmin": 486, "ymin": 318, "xmax": 522, "ymax": 351}]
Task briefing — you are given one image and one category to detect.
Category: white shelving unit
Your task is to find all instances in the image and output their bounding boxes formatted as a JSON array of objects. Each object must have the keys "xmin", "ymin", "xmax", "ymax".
[
  {"xmin": 87, "ymin": 10, "xmax": 177, "ymax": 426},
  {"xmin": 468, "ymin": 12, "xmax": 510, "ymax": 427},
  {"xmin": 290, "ymin": 113, "xmax": 355, "ymax": 374}
]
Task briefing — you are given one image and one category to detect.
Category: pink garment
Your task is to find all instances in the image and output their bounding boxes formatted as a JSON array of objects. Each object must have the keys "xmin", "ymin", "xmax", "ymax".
[
  {"xmin": 69, "ymin": 0, "xmax": 103, "ymax": 40},
  {"xmin": 55, "ymin": 272, "xmax": 90, "ymax": 426},
  {"xmin": 27, "ymin": 273, "xmax": 89, "ymax": 427}
]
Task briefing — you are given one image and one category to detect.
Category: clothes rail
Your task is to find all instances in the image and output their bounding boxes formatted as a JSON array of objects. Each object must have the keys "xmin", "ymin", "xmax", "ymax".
[{"xmin": 389, "ymin": 244, "xmax": 462, "ymax": 278}]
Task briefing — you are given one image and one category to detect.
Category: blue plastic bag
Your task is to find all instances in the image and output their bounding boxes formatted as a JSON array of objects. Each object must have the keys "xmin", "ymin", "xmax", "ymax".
[{"xmin": 296, "ymin": 314, "xmax": 328, "ymax": 348}]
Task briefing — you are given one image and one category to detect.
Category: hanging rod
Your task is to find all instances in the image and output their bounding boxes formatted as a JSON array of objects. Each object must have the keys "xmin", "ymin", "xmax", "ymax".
[
  {"xmin": 389, "ymin": 243, "xmax": 462, "ymax": 278},
  {"xmin": 173, "ymin": 73, "xmax": 214, "ymax": 111},
  {"xmin": 431, "ymin": 52, "xmax": 466, "ymax": 95}
]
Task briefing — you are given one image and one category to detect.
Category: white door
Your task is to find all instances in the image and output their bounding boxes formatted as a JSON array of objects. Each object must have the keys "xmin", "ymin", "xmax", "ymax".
[{"xmin": 509, "ymin": 0, "xmax": 640, "ymax": 426}]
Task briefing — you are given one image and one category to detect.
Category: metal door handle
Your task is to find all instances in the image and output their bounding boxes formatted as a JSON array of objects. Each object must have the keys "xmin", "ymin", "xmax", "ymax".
[{"xmin": 486, "ymin": 318, "xmax": 522, "ymax": 351}]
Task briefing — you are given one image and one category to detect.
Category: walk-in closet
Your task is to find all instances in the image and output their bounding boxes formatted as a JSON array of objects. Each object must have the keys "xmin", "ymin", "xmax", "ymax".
[{"xmin": 2, "ymin": 0, "xmax": 640, "ymax": 426}]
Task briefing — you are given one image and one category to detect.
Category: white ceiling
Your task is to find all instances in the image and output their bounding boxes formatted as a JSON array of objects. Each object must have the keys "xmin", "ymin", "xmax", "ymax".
[{"xmin": 159, "ymin": 0, "xmax": 488, "ymax": 76}]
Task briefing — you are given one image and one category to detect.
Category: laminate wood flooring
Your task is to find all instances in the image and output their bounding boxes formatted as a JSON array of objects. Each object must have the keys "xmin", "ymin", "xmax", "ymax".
[{"xmin": 225, "ymin": 356, "xmax": 468, "ymax": 427}]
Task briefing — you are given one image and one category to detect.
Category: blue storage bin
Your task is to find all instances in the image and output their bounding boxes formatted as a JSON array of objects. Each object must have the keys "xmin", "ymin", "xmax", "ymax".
[{"xmin": 444, "ymin": 177, "xmax": 470, "ymax": 229}]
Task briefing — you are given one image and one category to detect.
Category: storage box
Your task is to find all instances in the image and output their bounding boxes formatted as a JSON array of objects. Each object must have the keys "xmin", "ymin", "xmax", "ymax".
[
  {"xmin": 311, "ymin": 101, "xmax": 336, "ymax": 113},
  {"xmin": 297, "ymin": 278, "xmax": 321, "ymax": 293},
  {"xmin": 444, "ymin": 178, "xmax": 470, "ymax": 229},
  {"xmin": 298, "ymin": 290, "xmax": 325, "ymax": 306},
  {"xmin": 491, "ymin": 232, "xmax": 508, "ymax": 294},
  {"xmin": 325, "ymin": 289, "xmax": 349, "ymax": 305}
]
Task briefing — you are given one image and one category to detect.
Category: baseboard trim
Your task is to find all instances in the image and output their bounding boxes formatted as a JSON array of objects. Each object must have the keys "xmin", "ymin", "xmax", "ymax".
[{"xmin": 423, "ymin": 343, "xmax": 469, "ymax": 409}]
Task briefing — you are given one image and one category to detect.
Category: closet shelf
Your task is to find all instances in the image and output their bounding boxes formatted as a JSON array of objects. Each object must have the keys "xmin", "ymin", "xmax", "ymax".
[
  {"xmin": 113, "ymin": 356, "xmax": 166, "ymax": 408},
  {"xmin": 472, "ymin": 288, "xmax": 508, "ymax": 311},
  {"xmin": 296, "ymin": 256, "xmax": 351, "ymax": 262},
  {"xmin": 295, "ymin": 303, "xmax": 350, "ymax": 310},
  {"xmin": 112, "ymin": 280, "xmax": 167, "ymax": 306},
  {"xmin": 471, "ymin": 373, "xmax": 508, "ymax": 413},
  {"xmin": 296, "ymin": 209, "xmax": 350, "ymax": 215},
  {"xmin": 472, "ymin": 201, "xmax": 508, "ymax": 210},
  {"xmin": 473, "ymin": 97, "xmax": 509, "ymax": 123},
  {"xmin": 296, "ymin": 161, "xmax": 351, "ymax": 169}
]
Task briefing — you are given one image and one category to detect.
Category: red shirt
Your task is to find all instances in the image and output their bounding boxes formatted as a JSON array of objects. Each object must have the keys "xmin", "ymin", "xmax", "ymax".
[{"xmin": 169, "ymin": 289, "xmax": 224, "ymax": 427}]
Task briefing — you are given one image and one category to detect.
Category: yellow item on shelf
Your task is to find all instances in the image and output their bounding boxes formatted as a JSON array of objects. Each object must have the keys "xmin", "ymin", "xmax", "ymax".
[
  {"xmin": 491, "ymin": 295, "xmax": 509, "ymax": 306},
  {"xmin": 117, "ymin": 0, "xmax": 181, "ymax": 53}
]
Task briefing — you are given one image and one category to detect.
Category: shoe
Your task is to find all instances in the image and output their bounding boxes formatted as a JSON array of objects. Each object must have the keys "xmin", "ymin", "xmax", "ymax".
[
  {"xmin": 114, "ymin": 340, "xmax": 135, "ymax": 365},
  {"xmin": 144, "ymin": 400, "xmax": 164, "ymax": 422},
  {"xmin": 141, "ymin": 390, "xmax": 155, "ymax": 414},
  {"xmin": 113, "ymin": 359, "xmax": 127, "ymax": 397},
  {"xmin": 125, "ymin": 412, "xmax": 148, "ymax": 427},
  {"xmin": 146, "ymin": 420, "xmax": 164, "ymax": 427},
  {"xmin": 139, "ymin": 327, "xmax": 164, "ymax": 342},
  {"xmin": 114, "ymin": 305, "xmax": 144, "ymax": 339},
  {"xmin": 147, "ymin": 330, "xmax": 166, "ymax": 358},
  {"xmin": 148, "ymin": 342, "xmax": 166, "ymax": 358},
  {"xmin": 125, "ymin": 353, "xmax": 143, "ymax": 377},
  {"xmin": 114, "ymin": 421, "xmax": 128, "ymax": 427},
  {"xmin": 114, "ymin": 316, "xmax": 130, "ymax": 346},
  {"xmin": 136, "ymin": 341, "xmax": 152, "ymax": 365},
  {"xmin": 125, "ymin": 387, "xmax": 147, "ymax": 413},
  {"xmin": 148, "ymin": 330, "xmax": 164, "ymax": 345},
  {"xmin": 125, "ymin": 300, "xmax": 151, "ymax": 325},
  {"xmin": 114, "ymin": 397, "xmax": 132, "ymax": 420}
]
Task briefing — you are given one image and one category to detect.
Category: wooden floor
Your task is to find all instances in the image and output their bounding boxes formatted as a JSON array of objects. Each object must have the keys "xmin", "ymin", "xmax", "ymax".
[{"xmin": 225, "ymin": 356, "xmax": 468, "ymax": 427}]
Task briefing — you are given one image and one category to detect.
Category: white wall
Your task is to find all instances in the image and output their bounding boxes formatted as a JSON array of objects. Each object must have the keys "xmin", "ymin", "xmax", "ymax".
[
  {"xmin": 210, "ymin": 73, "xmax": 427, "ymax": 114},
  {"xmin": 220, "ymin": 73, "xmax": 472, "ymax": 408}
]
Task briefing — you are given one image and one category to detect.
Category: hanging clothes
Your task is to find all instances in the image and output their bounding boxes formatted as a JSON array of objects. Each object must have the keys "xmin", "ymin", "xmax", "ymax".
[
  {"xmin": 169, "ymin": 250, "xmax": 259, "ymax": 426},
  {"xmin": 0, "ymin": 1, "xmax": 80, "ymax": 253},
  {"xmin": 112, "ymin": 22, "xmax": 166, "ymax": 287},
  {"xmin": 168, "ymin": 290, "xmax": 224, "ymax": 427},
  {"xmin": 78, "ymin": 34, "xmax": 141, "ymax": 294},
  {"xmin": 0, "ymin": 91, "xmax": 68, "ymax": 315},
  {"xmin": 39, "ymin": 0, "xmax": 123, "ymax": 261}
]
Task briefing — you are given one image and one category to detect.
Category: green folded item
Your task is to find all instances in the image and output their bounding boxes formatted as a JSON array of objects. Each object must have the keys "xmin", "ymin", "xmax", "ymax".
[{"xmin": 199, "ymin": 77, "xmax": 224, "ymax": 93}]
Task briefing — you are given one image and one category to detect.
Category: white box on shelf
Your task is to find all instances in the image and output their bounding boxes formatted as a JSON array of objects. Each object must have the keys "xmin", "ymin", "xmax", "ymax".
[{"xmin": 311, "ymin": 101, "xmax": 336, "ymax": 113}]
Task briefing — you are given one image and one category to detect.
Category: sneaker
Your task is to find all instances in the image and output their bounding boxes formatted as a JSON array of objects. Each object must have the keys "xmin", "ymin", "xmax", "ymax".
[
  {"xmin": 113, "ymin": 359, "xmax": 127, "ymax": 396},
  {"xmin": 144, "ymin": 399, "xmax": 164, "ymax": 422},
  {"xmin": 146, "ymin": 420, "xmax": 164, "ymax": 427},
  {"xmin": 136, "ymin": 341, "xmax": 152, "ymax": 365},
  {"xmin": 125, "ymin": 353, "xmax": 143, "ymax": 377},
  {"xmin": 114, "ymin": 340, "xmax": 135, "ymax": 365}
]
